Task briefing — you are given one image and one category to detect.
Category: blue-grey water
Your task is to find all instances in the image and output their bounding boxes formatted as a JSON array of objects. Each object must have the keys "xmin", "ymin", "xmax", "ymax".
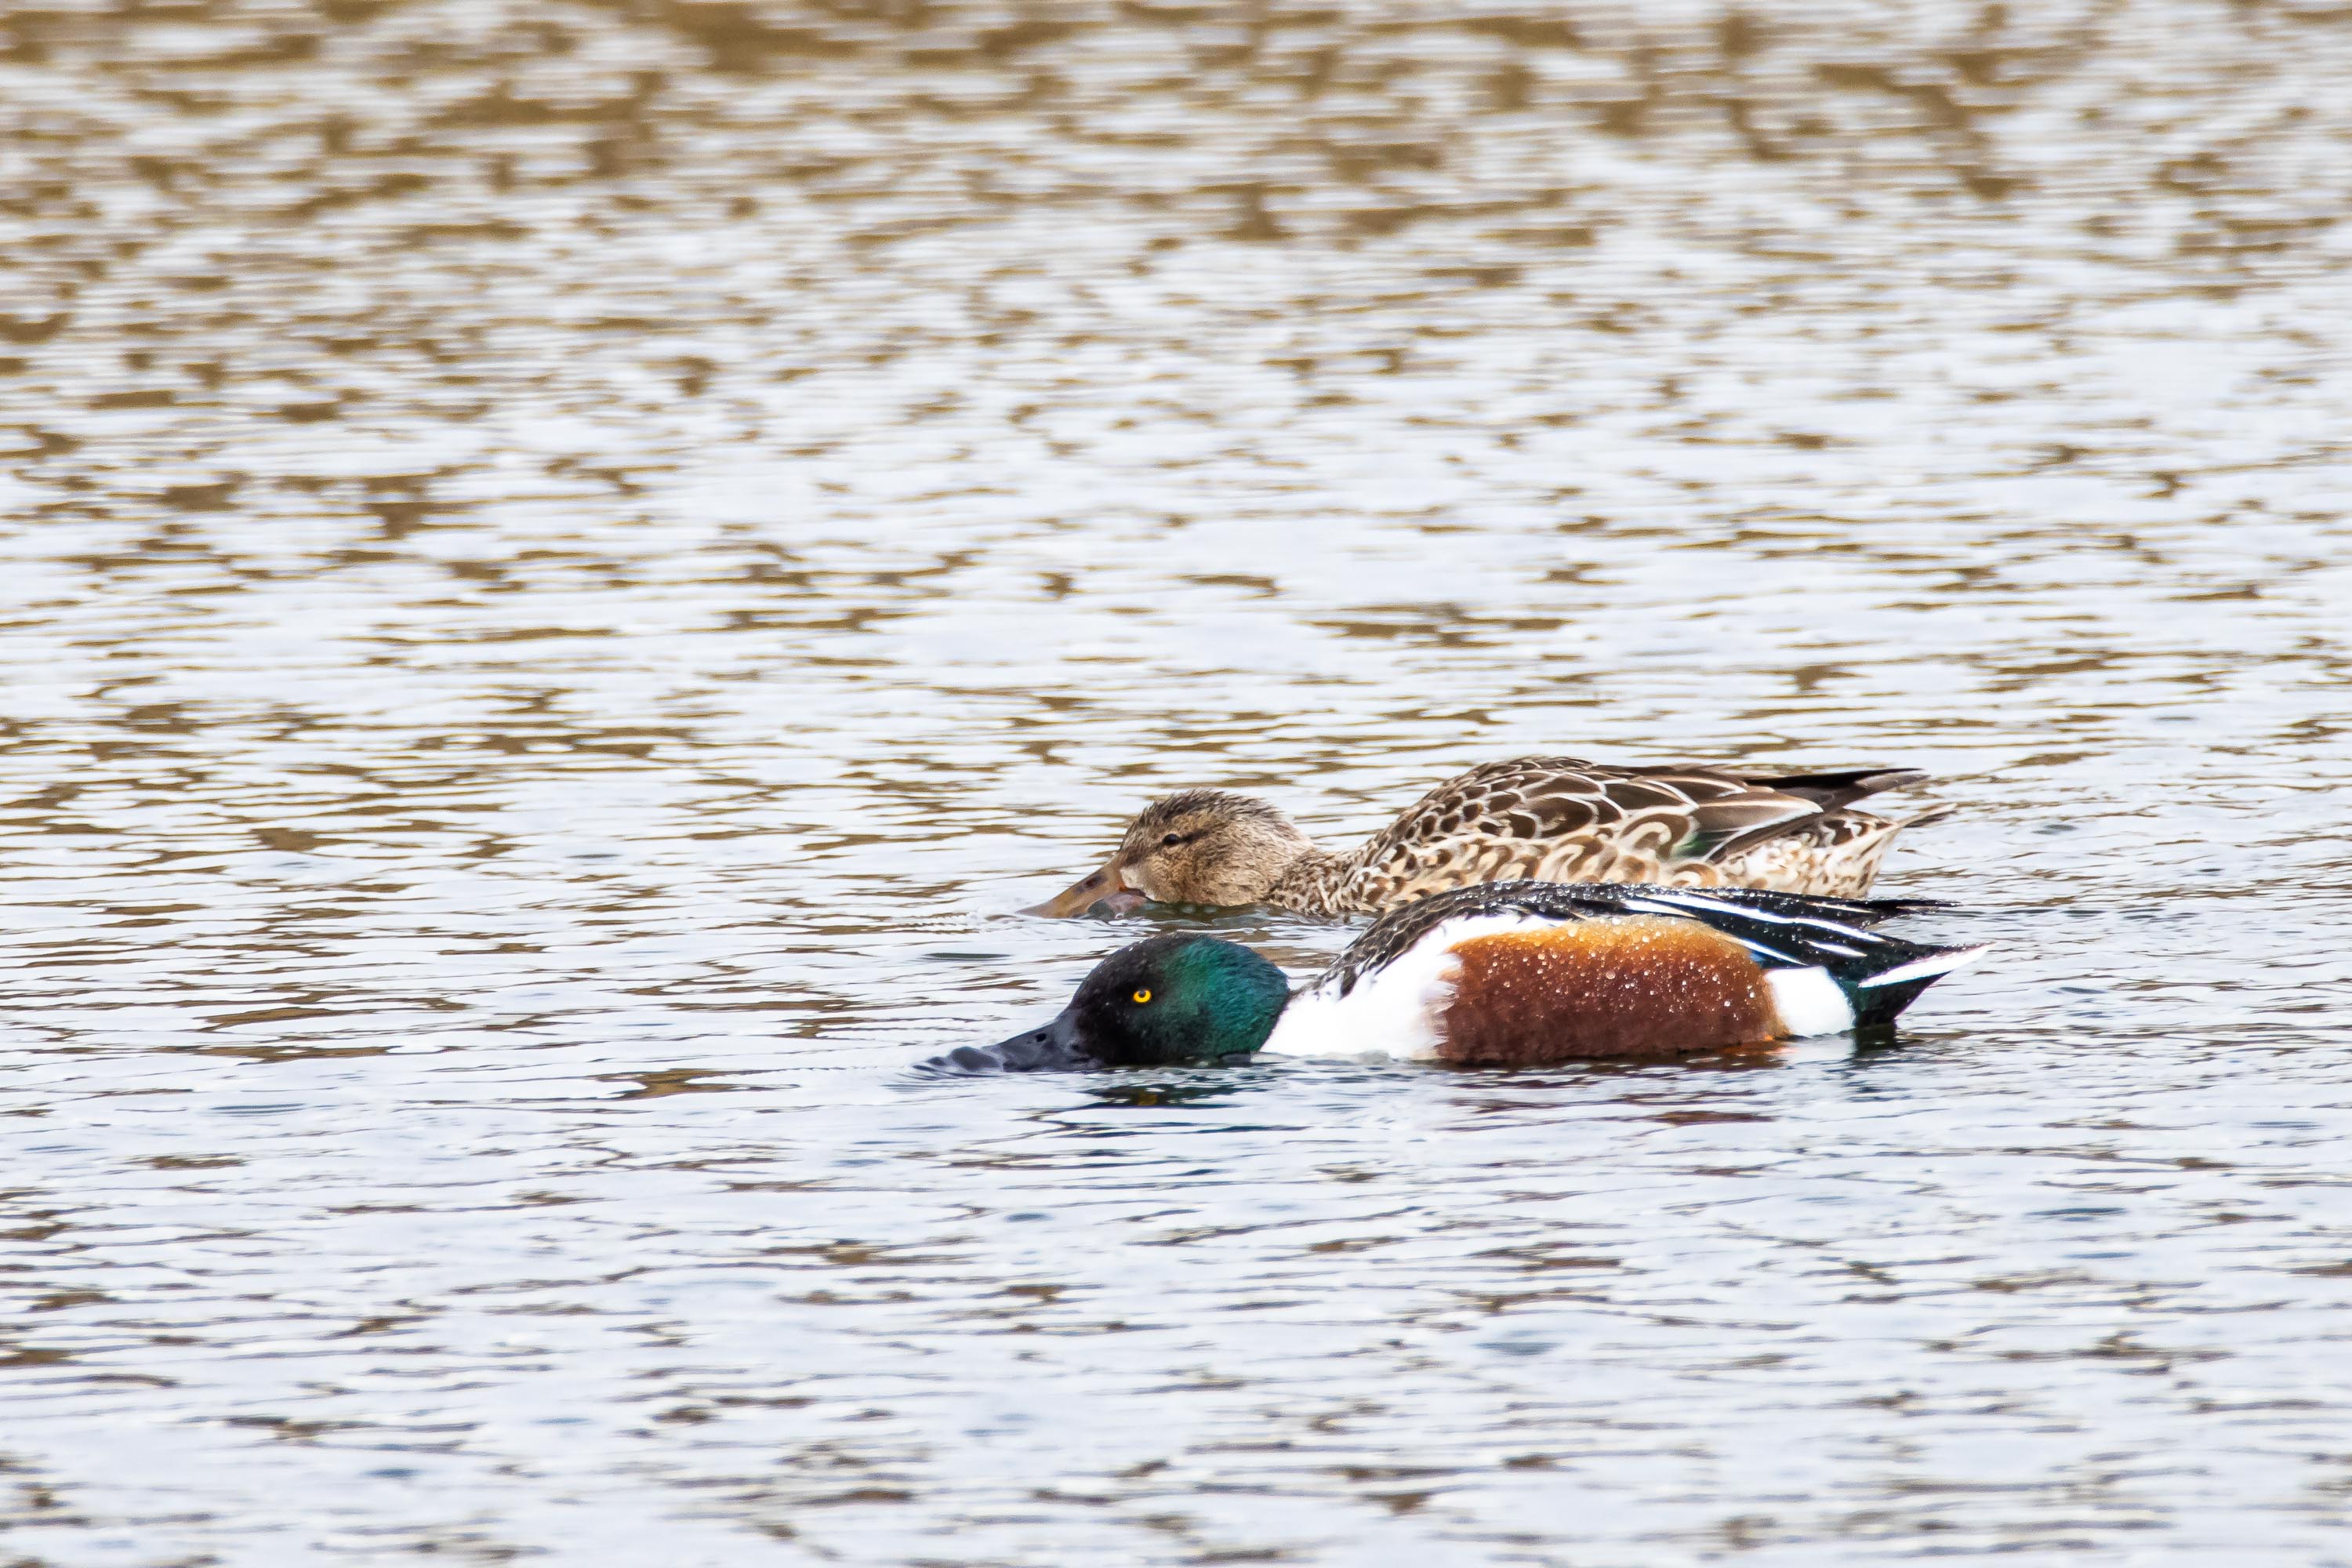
[{"xmin": 3, "ymin": 2, "xmax": 2350, "ymax": 1563}]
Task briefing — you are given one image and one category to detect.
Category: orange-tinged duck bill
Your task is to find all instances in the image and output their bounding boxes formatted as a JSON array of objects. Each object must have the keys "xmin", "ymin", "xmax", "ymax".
[{"xmin": 1021, "ymin": 862, "xmax": 1146, "ymax": 918}]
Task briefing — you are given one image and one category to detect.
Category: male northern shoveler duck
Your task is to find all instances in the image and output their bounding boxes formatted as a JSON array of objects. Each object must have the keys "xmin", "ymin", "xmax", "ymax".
[
  {"xmin": 1024, "ymin": 757, "xmax": 1950, "ymax": 917},
  {"xmin": 935, "ymin": 881, "xmax": 1985, "ymax": 1072}
]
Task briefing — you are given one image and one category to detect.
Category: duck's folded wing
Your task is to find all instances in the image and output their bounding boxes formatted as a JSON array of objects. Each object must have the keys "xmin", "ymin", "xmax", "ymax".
[
  {"xmin": 1357, "ymin": 761, "xmax": 1814, "ymax": 863},
  {"xmin": 1668, "ymin": 792, "xmax": 1831, "ymax": 861},
  {"xmin": 1314, "ymin": 880, "xmax": 1950, "ymax": 1000},
  {"xmin": 1731, "ymin": 766, "xmax": 1929, "ymax": 809}
]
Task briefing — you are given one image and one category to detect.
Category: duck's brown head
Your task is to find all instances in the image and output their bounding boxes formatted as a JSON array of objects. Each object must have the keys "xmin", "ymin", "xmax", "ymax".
[{"xmin": 1021, "ymin": 789, "xmax": 1318, "ymax": 916}]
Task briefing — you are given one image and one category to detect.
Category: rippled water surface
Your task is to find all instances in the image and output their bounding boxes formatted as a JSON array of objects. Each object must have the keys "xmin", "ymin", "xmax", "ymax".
[{"xmin": 5, "ymin": 1, "xmax": 2352, "ymax": 1561}]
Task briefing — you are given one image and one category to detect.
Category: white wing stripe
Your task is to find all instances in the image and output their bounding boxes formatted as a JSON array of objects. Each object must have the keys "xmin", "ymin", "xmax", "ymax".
[
  {"xmin": 1857, "ymin": 946, "xmax": 1992, "ymax": 989},
  {"xmin": 1626, "ymin": 890, "xmax": 1881, "ymax": 942}
]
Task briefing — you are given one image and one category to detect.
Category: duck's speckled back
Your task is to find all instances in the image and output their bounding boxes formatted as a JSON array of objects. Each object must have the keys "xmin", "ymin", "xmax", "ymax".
[{"xmin": 1270, "ymin": 757, "xmax": 1934, "ymax": 913}]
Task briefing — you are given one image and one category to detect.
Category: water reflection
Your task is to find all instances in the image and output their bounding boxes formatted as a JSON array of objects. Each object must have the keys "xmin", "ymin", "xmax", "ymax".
[{"xmin": 2, "ymin": 0, "xmax": 2350, "ymax": 1561}]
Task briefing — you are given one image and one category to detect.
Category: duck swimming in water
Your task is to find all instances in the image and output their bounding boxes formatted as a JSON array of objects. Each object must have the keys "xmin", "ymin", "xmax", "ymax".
[
  {"xmin": 1024, "ymin": 757, "xmax": 1948, "ymax": 917},
  {"xmin": 937, "ymin": 882, "xmax": 1985, "ymax": 1073}
]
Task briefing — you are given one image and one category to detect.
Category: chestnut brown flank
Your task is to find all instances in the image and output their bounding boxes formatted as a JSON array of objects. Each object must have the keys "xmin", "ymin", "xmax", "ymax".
[{"xmin": 1439, "ymin": 916, "xmax": 1780, "ymax": 1066}]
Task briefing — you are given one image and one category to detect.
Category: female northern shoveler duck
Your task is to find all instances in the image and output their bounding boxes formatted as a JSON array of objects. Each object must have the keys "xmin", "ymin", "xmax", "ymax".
[
  {"xmin": 936, "ymin": 881, "xmax": 1985, "ymax": 1072},
  {"xmin": 1023, "ymin": 757, "xmax": 1949, "ymax": 918}
]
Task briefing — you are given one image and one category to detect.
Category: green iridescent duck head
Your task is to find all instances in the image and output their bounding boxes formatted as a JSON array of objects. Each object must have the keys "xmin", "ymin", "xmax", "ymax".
[{"xmin": 939, "ymin": 934, "xmax": 1291, "ymax": 1072}]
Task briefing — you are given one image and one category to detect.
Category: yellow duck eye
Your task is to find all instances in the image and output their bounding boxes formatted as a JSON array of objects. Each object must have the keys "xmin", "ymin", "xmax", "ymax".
[{"xmin": 1132, "ymin": 988, "xmax": 1152, "ymax": 1004}]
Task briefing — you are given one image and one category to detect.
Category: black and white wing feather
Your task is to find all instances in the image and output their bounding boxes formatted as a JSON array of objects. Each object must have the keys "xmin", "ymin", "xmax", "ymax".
[
  {"xmin": 1318, "ymin": 880, "xmax": 1984, "ymax": 1033},
  {"xmin": 1320, "ymin": 880, "xmax": 1943, "ymax": 994}
]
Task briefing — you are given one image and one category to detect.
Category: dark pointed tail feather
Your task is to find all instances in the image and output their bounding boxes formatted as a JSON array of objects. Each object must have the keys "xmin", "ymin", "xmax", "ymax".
[
  {"xmin": 1844, "ymin": 945, "xmax": 1991, "ymax": 1029},
  {"xmin": 1737, "ymin": 766, "xmax": 1929, "ymax": 810}
]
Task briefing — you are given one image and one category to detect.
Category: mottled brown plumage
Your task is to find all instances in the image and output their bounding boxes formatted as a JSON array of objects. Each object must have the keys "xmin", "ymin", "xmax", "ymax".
[{"xmin": 1025, "ymin": 757, "xmax": 1947, "ymax": 917}]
